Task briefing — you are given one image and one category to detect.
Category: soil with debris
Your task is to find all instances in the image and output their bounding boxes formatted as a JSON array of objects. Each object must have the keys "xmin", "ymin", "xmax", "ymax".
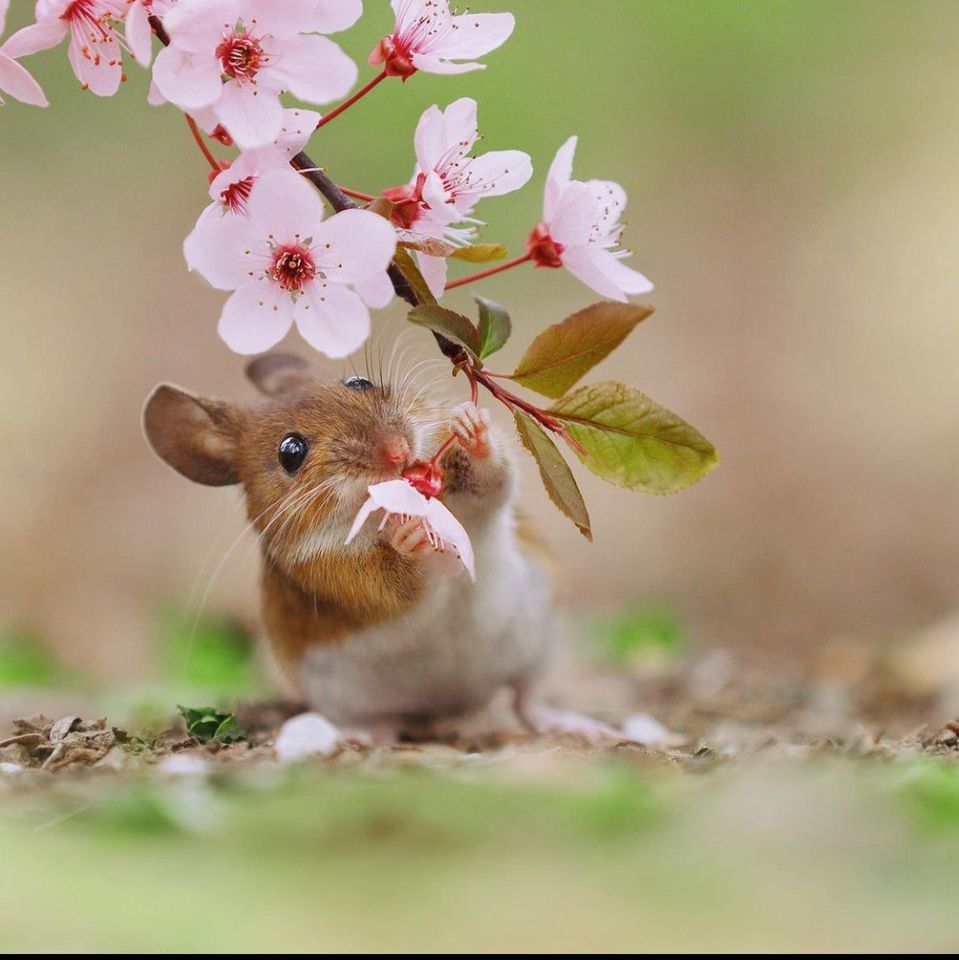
[{"xmin": 1, "ymin": 647, "xmax": 956, "ymax": 782}]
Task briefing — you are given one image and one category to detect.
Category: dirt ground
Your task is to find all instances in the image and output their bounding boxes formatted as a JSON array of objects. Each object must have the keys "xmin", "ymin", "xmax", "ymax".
[{"xmin": 3, "ymin": 639, "xmax": 958, "ymax": 953}]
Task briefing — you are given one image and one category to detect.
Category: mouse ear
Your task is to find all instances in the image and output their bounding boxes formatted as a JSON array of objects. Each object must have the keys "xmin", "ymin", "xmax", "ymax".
[
  {"xmin": 245, "ymin": 353, "xmax": 313, "ymax": 397},
  {"xmin": 142, "ymin": 384, "xmax": 240, "ymax": 487}
]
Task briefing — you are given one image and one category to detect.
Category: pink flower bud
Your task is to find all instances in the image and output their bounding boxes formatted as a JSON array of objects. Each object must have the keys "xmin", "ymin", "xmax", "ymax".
[
  {"xmin": 402, "ymin": 460, "xmax": 443, "ymax": 499},
  {"xmin": 526, "ymin": 223, "xmax": 565, "ymax": 269},
  {"xmin": 209, "ymin": 124, "xmax": 234, "ymax": 147}
]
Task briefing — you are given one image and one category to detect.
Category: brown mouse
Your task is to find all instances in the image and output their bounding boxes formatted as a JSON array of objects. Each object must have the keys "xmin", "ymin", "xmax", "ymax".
[{"xmin": 143, "ymin": 352, "xmax": 629, "ymax": 745}]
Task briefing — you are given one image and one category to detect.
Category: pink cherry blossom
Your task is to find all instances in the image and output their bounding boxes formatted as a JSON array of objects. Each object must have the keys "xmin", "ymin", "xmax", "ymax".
[
  {"xmin": 0, "ymin": 0, "xmax": 48, "ymax": 106},
  {"xmin": 311, "ymin": 0, "xmax": 362, "ymax": 35},
  {"xmin": 383, "ymin": 97, "xmax": 531, "ymax": 297},
  {"xmin": 125, "ymin": 0, "xmax": 178, "ymax": 66},
  {"xmin": 153, "ymin": 0, "xmax": 357, "ymax": 150},
  {"xmin": 528, "ymin": 136, "xmax": 653, "ymax": 303},
  {"xmin": 4, "ymin": 0, "xmax": 130, "ymax": 97},
  {"xmin": 345, "ymin": 478, "xmax": 475, "ymax": 580},
  {"xmin": 184, "ymin": 169, "xmax": 396, "ymax": 358},
  {"xmin": 202, "ymin": 107, "xmax": 319, "ymax": 217},
  {"xmin": 370, "ymin": 0, "xmax": 513, "ymax": 78}
]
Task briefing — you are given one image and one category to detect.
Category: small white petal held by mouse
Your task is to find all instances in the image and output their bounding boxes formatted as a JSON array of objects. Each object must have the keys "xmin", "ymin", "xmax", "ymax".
[{"xmin": 143, "ymin": 354, "xmax": 635, "ymax": 749}]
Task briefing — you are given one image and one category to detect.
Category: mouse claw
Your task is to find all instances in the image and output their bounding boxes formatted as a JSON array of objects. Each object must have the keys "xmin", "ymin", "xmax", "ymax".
[
  {"xmin": 389, "ymin": 516, "xmax": 434, "ymax": 558},
  {"xmin": 450, "ymin": 401, "xmax": 491, "ymax": 459}
]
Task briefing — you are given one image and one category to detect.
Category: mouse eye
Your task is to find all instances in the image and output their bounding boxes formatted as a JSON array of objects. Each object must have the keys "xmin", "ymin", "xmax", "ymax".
[
  {"xmin": 278, "ymin": 433, "xmax": 308, "ymax": 474},
  {"xmin": 344, "ymin": 376, "xmax": 374, "ymax": 391}
]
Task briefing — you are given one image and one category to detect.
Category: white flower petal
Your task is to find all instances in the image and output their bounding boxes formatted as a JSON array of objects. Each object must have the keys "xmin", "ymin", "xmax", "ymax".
[
  {"xmin": 126, "ymin": 1, "xmax": 154, "ymax": 67},
  {"xmin": 275, "ymin": 712, "xmax": 340, "ymax": 763},
  {"xmin": 184, "ymin": 206, "xmax": 263, "ymax": 289},
  {"xmin": 546, "ymin": 180, "xmax": 599, "ymax": 248},
  {"xmin": 346, "ymin": 479, "xmax": 428, "ymax": 544},
  {"xmin": 441, "ymin": 12, "xmax": 515, "ymax": 60},
  {"xmin": 295, "ymin": 281, "xmax": 371, "ymax": 359},
  {"xmin": 214, "ymin": 79, "xmax": 285, "ymax": 150},
  {"xmin": 265, "ymin": 34, "xmax": 356, "ymax": 106},
  {"xmin": 310, "ymin": 208, "xmax": 397, "ymax": 284},
  {"xmin": 560, "ymin": 246, "xmax": 630, "ymax": 302},
  {"xmin": 163, "ymin": 0, "xmax": 241, "ymax": 54},
  {"xmin": 413, "ymin": 103, "xmax": 446, "ymax": 172},
  {"xmin": 311, "ymin": 0, "xmax": 363, "ymax": 34},
  {"xmin": 238, "ymin": 0, "xmax": 317, "ymax": 37},
  {"xmin": 544, "ymin": 135, "xmax": 578, "ymax": 222},
  {"xmin": 415, "ymin": 251, "xmax": 448, "ymax": 300},
  {"xmin": 590, "ymin": 247, "xmax": 654, "ymax": 296},
  {"xmin": 152, "ymin": 45, "xmax": 223, "ymax": 110},
  {"xmin": 218, "ymin": 281, "xmax": 296, "ymax": 354},
  {"xmin": 369, "ymin": 479, "xmax": 430, "ymax": 517},
  {"xmin": 354, "ymin": 270, "xmax": 395, "ymax": 310},
  {"xmin": 275, "ymin": 106, "xmax": 321, "ymax": 157},
  {"xmin": 0, "ymin": 53, "xmax": 48, "ymax": 107},
  {"xmin": 1, "ymin": 19, "xmax": 68, "ymax": 59},
  {"xmin": 345, "ymin": 495, "xmax": 383, "ymax": 545},
  {"xmin": 147, "ymin": 76, "xmax": 166, "ymax": 106},
  {"xmin": 67, "ymin": 26, "xmax": 122, "ymax": 97},
  {"xmin": 245, "ymin": 168, "xmax": 326, "ymax": 238},
  {"xmin": 454, "ymin": 149, "xmax": 532, "ymax": 206},
  {"xmin": 410, "ymin": 52, "xmax": 482, "ymax": 75},
  {"xmin": 425, "ymin": 498, "xmax": 475, "ymax": 579}
]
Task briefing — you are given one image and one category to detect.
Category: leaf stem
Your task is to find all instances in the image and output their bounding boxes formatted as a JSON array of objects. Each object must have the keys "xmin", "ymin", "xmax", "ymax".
[
  {"xmin": 315, "ymin": 70, "xmax": 389, "ymax": 130},
  {"xmin": 444, "ymin": 252, "xmax": 533, "ymax": 291},
  {"xmin": 184, "ymin": 114, "xmax": 221, "ymax": 174}
]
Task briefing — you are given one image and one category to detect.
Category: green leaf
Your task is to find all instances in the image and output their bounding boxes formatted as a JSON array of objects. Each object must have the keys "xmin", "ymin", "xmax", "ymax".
[
  {"xmin": 398, "ymin": 237, "xmax": 457, "ymax": 257},
  {"xmin": 177, "ymin": 705, "xmax": 247, "ymax": 744},
  {"xmin": 407, "ymin": 304, "xmax": 483, "ymax": 361},
  {"xmin": 365, "ymin": 196, "xmax": 394, "ymax": 220},
  {"xmin": 392, "ymin": 247, "xmax": 437, "ymax": 306},
  {"xmin": 475, "ymin": 296, "xmax": 512, "ymax": 359},
  {"xmin": 549, "ymin": 382, "xmax": 719, "ymax": 494},
  {"xmin": 449, "ymin": 243, "xmax": 508, "ymax": 263},
  {"xmin": 511, "ymin": 302, "xmax": 654, "ymax": 399},
  {"xmin": 513, "ymin": 410, "xmax": 592, "ymax": 540}
]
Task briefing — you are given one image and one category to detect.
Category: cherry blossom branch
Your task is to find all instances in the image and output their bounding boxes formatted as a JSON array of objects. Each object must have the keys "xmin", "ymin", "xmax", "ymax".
[
  {"xmin": 148, "ymin": 13, "xmax": 170, "ymax": 46},
  {"xmin": 148, "ymin": 9, "xmax": 577, "ymax": 458},
  {"xmin": 288, "ymin": 152, "xmax": 449, "ymax": 329},
  {"xmin": 314, "ymin": 70, "xmax": 388, "ymax": 130}
]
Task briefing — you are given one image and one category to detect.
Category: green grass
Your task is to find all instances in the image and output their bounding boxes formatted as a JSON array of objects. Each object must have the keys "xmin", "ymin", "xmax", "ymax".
[
  {"xmin": 0, "ymin": 630, "xmax": 72, "ymax": 689},
  {"xmin": 3, "ymin": 756, "xmax": 959, "ymax": 952}
]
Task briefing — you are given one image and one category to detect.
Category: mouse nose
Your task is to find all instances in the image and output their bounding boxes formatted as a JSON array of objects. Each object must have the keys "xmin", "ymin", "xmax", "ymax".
[{"xmin": 377, "ymin": 433, "xmax": 410, "ymax": 469}]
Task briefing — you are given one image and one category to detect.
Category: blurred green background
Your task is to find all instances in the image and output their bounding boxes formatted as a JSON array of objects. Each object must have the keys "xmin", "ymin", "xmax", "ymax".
[
  {"xmin": 3, "ymin": 0, "xmax": 959, "ymax": 680},
  {"xmin": 3, "ymin": 2, "xmax": 959, "ymax": 952}
]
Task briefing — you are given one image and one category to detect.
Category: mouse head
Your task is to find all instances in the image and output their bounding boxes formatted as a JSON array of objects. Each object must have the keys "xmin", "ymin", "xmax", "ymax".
[{"xmin": 143, "ymin": 353, "xmax": 436, "ymax": 564}]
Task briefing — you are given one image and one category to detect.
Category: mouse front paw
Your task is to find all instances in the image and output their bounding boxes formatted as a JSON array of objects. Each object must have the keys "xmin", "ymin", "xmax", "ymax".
[
  {"xmin": 389, "ymin": 516, "xmax": 435, "ymax": 558},
  {"xmin": 450, "ymin": 401, "xmax": 491, "ymax": 459}
]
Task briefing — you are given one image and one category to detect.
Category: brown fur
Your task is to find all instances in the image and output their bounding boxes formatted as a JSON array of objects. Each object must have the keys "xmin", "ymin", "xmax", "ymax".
[{"xmin": 143, "ymin": 355, "xmax": 449, "ymax": 681}]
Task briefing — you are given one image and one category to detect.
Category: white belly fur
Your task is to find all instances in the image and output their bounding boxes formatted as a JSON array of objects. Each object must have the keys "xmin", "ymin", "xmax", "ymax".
[{"xmin": 299, "ymin": 510, "xmax": 554, "ymax": 726}]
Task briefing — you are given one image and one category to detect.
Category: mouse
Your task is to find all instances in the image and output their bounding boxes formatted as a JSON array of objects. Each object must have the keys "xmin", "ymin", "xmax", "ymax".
[{"xmin": 143, "ymin": 352, "xmax": 631, "ymax": 746}]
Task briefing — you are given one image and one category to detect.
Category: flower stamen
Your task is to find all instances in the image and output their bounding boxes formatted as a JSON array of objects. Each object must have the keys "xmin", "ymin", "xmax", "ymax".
[{"xmin": 268, "ymin": 244, "xmax": 317, "ymax": 292}]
